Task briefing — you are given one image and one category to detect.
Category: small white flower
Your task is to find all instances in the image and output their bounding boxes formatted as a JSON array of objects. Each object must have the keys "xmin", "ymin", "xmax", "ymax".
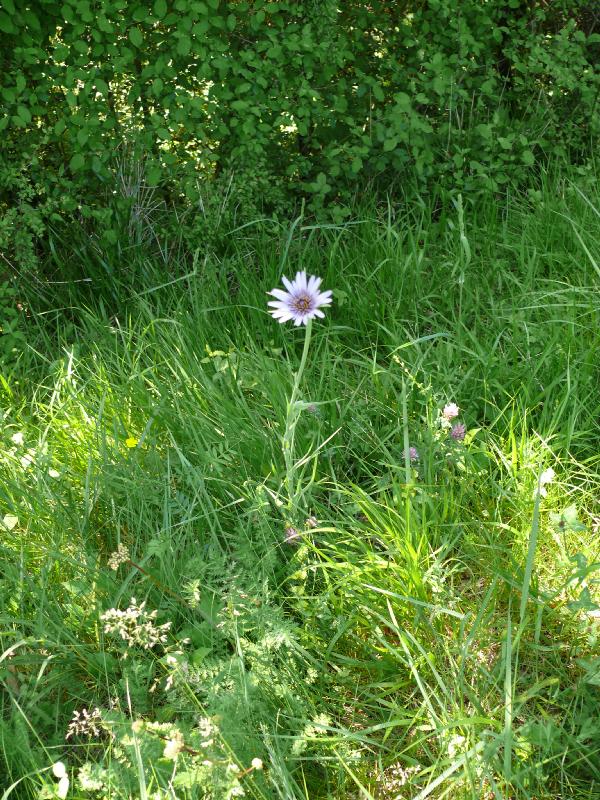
[
  {"xmin": 251, "ymin": 758, "xmax": 263, "ymax": 770},
  {"xmin": 52, "ymin": 762, "xmax": 69, "ymax": 799},
  {"xmin": 66, "ymin": 707, "xmax": 103, "ymax": 740},
  {"xmin": 540, "ymin": 467, "xmax": 555, "ymax": 486},
  {"xmin": 163, "ymin": 730, "xmax": 185, "ymax": 760},
  {"xmin": 268, "ymin": 271, "xmax": 332, "ymax": 326},
  {"xmin": 77, "ymin": 763, "xmax": 107, "ymax": 792},
  {"xmin": 537, "ymin": 467, "xmax": 556, "ymax": 498},
  {"xmin": 107, "ymin": 543, "xmax": 130, "ymax": 571},
  {"xmin": 52, "ymin": 762, "xmax": 67, "ymax": 779}
]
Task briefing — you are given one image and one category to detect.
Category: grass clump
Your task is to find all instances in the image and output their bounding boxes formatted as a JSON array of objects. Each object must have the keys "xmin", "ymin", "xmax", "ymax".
[{"xmin": 1, "ymin": 174, "xmax": 600, "ymax": 799}]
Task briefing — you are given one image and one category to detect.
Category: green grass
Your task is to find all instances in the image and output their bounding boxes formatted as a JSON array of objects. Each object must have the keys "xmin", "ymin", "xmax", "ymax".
[{"xmin": 1, "ymin": 172, "xmax": 600, "ymax": 799}]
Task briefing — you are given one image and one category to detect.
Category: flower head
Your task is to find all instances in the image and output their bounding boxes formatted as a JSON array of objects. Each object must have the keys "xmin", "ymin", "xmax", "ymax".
[
  {"xmin": 442, "ymin": 403, "xmax": 460, "ymax": 421},
  {"xmin": 450, "ymin": 423, "xmax": 466, "ymax": 441},
  {"xmin": 284, "ymin": 525, "xmax": 302, "ymax": 545},
  {"xmin": 100, "ymin": 597, "xmax": 171, "ymax": 650},
  {"xmin": 268, "ymin": 271, "xmax": 332, "ymax": 326},
  {"xmin": 66, "ymin": 707, "xmax": 103, "ymax": 740},
  {"xmin": 406, "ymin": 446, "xmax": 419, "ymax": 462},
  {"xmin": 163, "ymin": 730, "xmax": 185, "ymax": 760},
  {"xmin": 538, "ymin": 467, "xmax": 556, "ymax": 498},
  {"xmin": 108, "ymin": 543, "xmax": 130, "ymax": 571},
  {"xmin": 540, "ymin": 467, "xmax": 555, "ymax": 486}
]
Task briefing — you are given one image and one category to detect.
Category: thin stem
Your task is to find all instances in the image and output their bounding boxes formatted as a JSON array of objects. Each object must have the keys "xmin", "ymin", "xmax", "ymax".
[{"xmin": 283, "ymin": 319, "xmax": 313, "ymax": 517}]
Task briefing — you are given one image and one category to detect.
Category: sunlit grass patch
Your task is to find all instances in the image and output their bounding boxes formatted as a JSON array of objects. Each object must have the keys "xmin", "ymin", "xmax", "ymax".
[{"xmin": 1, "ymin": 176, "xmax": 600, "ymax": 798}]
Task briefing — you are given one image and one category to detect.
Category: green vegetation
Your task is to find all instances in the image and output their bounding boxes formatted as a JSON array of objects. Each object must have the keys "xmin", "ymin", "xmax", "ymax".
[
  {"xmin": 1, "ymin": 0, "xmax": 599, "ymax": 274},
  {"xmin": 2, "ymin": 172, "xmax": 600, "ymax": 798},
  {"xmin": 1, "ymin": 0, "xmax": 600, "ymax": 795}
]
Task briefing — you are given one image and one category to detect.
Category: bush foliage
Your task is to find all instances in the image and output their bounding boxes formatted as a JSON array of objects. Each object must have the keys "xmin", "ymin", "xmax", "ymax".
[{"xmin": 0, "ymin": 0, "xmax": 599, "ymax": 269}]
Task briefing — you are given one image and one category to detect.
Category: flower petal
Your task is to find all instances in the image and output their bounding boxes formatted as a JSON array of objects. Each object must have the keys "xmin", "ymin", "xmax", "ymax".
[
  {"xmin": 295, "ymin": 271, "xmax": 307, "ymax": 291},
  {"xmin": 308, "ymin": 275, "xmax": 322, "ymax": 293},
  {"xmin": 282, "ymin": 275, "xmax": 294, "ymax": 292},
  {"xmin": 269, "ymin": 288, "xmax": 290, "ymax": 301},
  {"xmin": 317, "ymin": 290, "xmax": 333, "ymax": 304},
  {"xmin": 270, "ymin": 310, "xmax": 293, "ymax": 323}
]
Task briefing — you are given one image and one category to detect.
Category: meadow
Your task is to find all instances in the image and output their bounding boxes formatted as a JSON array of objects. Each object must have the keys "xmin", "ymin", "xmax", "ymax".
[{"xmin": 1, "ymin": 173, "xmax": 600, "ymax": 799}]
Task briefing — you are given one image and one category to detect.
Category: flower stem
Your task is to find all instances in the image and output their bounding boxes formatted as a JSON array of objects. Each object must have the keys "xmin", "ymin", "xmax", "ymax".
[{"xmin": 283, "ymin": 319, "xmax": 312, "ymax": 518}]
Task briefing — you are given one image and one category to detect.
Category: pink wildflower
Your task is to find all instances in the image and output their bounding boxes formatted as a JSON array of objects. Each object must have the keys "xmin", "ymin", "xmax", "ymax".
[
  {"xmin": 406, "ymin": 446, "xmax": 419, "ymax": 462},
  {"xmin": 450, "ymin": 423, "xmax": 466, "ymax": 441},
  {"xmin": 284, "ymin": 526, "xmax": 301, "ymax": 545},
  {"xmin": 443, "ymin": 403, "xmax": 460, "ymax": 420}
]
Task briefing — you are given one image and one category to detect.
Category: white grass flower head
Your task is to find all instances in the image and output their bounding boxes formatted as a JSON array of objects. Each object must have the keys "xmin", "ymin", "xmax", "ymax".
[
  {"xmin": 268, "ymin": 271, "xmax": 332, "ymax": 326},
  {"xmin": 442, "ymin": 402, "xmax": 460, "ymax": 421}
]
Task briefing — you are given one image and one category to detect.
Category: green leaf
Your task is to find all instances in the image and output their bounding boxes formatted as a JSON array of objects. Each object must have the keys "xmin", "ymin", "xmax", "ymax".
[
  {"xmin": 0, "ymin": 10, "xmax": 16, "ymax": 33},
  {"xmin": 550, "ymin": 504, "xmax": 586, "ymax": 532},
  {"xmin": 146, "ymin": 165, "xmax": 162, "ymax": 185},
  {"xmin": 128, "ymin": 27, "xmax": 143, "ymax": 47},
  {"xmin": 521, "ymin": 150, "xmax": 535, "ymax": 166},
  {"xmin": 133, "ymin": 5, "xmax": 150, "ymax": 21},
  {"xmin": 191, "ymin": 647, "xmax": 212, "ymax": 665},
  {"xmin": 154, "ymin": 0, "xmax": 167, "ymax": 17},
  {"xmin": 372, "ymin": 83, "xmax": 384, "ymax": 102},
  {"xmin": 69, "ymin": 152, "xmax": 85, "ymax": 172},
  {"xmin": 394, "ymin": 92, "xmax": 411, "ymax": 111},
  {"xmin": 176, "ymin": 35, "xmax": 191, "ymax": 55},
  {"xmin": 17, "ymin": 105, "xmax": 31, "ymax": 123}
]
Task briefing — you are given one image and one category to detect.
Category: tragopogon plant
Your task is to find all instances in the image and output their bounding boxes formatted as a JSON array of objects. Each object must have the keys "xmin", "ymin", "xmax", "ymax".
[{"xmin": 267, "ymin": 270, "xmax": 332, "ymax": 522}]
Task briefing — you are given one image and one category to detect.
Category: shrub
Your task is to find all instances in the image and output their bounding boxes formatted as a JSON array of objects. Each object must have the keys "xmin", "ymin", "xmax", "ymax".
[{"xmin": 0, "ymin": 0, "xmax": 598, "ymax": 271}]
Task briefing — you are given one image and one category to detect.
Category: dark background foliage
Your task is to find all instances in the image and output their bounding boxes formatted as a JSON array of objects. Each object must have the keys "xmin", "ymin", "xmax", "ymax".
[{"xmin": 0, "ymin": 0, "xmax": 599, "ymax": 274}]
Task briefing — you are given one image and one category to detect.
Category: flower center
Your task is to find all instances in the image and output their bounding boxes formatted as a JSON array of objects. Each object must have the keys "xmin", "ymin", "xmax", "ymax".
[{"xmin": 292, "ymin": 293, "xmax": 313, "ymax": 314}]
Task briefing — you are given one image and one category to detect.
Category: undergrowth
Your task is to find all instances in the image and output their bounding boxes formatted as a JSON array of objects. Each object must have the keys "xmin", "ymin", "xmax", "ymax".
[{"xmin": 1, "ymin": 173, "xmax": 600, "ymax": 799}]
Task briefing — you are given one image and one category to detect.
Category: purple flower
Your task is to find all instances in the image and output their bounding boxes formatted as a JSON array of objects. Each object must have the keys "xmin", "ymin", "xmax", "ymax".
[
  {"xmin": 406, "ymin": 446, "xmax": 419, "ymax": 462},
  {"xmin": 450, "ymin": 423, "xmax": 466, "ymax": 441},
  {"xmin": 284, "ymin": 526, "xmax": 301, "ymax": 545},
  {"xmin": 268, "ymin": 271, "xmax": 332, "ymax": 326}
]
